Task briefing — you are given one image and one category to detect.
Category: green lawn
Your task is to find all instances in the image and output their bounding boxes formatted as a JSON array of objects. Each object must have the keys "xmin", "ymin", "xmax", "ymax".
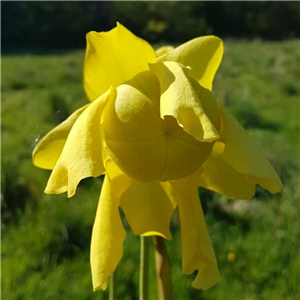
[{"xmin": 1, "ymin": 40, "xmax": 300, "ymax": 300}]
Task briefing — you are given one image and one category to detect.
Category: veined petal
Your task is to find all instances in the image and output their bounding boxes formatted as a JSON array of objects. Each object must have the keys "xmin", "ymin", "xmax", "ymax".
[
  {"xmin": 32, "ymin": 104, "xmax": 88, "ymax": 170},
  {"xmin": 170, "ymin": 170, "xmax": 220, "ymax": 290},
  {"xmin": 103, "ymin": 71, "xmax": 213, "ymax": 182},
  {"xmin": 120, "ymin": 180, "xmax": 176, "ymax": 240},
  {"xmin": 157, "ymin": 36, "xmax": 223, "ymax": 90},
  {"xmin": 84, "ymin": 22, "xmax": 156, "ymax": 101},
  {"xmin": 149, "ymin": 61, "xmax": 220, "ymax": 142},
  {"xmin": 91, "ymin": 160, "xmax": 132, "ymax": 291},
  {"xmin": 45, "ymin": 88, "xmax": 116, "ymax": 197},
  {"xmin": 199, "ymin": 141, "xmax": 256, "ymax": 200},
  {"xmin": 221, "ymin": 108, "xmax": 283, "ymax": 194}
]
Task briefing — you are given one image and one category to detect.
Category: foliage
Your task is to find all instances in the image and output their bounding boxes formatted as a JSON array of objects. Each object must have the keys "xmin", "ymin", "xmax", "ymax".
[
  {"xmin": 1, "ymin": 2, "xmax": 112, "ymax": 52},
  {"xmin": 2, "ymin": 2, "xmax": 300, "ymax": 53},
  {"xmin": 1, "ymin": 40, "xmax": 300, "ymax": 299}
]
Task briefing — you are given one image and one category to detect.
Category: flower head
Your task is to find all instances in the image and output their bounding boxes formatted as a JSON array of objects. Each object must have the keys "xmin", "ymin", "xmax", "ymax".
[{"xmin": 33, "ymin": 23, "xmax": 282, "ymax": 291}]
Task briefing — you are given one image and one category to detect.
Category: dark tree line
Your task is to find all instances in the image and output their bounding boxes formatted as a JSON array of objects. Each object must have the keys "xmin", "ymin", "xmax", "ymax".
[{"xmin": 2, "ymin": 1, "xmax": 299, "ymax": 53}]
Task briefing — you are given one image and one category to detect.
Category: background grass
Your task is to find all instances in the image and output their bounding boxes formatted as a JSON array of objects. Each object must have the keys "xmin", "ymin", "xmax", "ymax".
[{"xmin": 1, "ymin": 40, "xmax": 300, "ymax": 300}]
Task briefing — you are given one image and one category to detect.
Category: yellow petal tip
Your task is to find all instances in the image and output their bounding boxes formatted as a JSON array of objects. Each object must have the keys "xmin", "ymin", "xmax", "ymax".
[{"xmin": 140, "ymin": 231, "xmax": 172, "ymax": 241}]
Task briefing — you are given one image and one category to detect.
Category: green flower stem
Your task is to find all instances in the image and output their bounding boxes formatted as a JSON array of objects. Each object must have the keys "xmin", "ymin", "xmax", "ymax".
[
  {"xmin": 153, "ymin": 236, "xmax": 173, "ymax": 300},
  {"xmin": 140, "ymin": 236, "xmax": 150, "ymax": 300},
  {"xmin": 109, "ymin": 271, "xmax": 116, "ymax": 300}
]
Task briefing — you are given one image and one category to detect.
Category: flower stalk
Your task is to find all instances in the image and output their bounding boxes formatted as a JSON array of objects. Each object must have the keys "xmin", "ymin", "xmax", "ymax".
[
  {"xmin": 139, "ymin": 236, "xmax": 150, "ymax": 300},
  {"xmin": 153, "ymin": 236, "xmax": 173, "ymax": 300},
  {"xmin": 109, "ymin": 271, "xmax": 116, "ymax": 300}
]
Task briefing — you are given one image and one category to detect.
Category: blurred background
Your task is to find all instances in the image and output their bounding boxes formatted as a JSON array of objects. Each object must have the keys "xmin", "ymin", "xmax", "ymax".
[
  {"xmin": 1, "ymin": 1, "xmax": 299, "ymax": 300},
  {"xmin": 2, "ymin": 1, "xmax": 300, "ymax": 53}
]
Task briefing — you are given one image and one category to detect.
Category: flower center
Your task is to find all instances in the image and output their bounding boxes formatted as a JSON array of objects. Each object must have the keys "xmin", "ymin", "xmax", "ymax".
[{"xmin": 102, "ymin": 72, "xmax": 214, "ymax": 182}]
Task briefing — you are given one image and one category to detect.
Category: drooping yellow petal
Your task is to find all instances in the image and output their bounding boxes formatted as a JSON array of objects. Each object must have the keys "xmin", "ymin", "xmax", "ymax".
[
  {"xmin": 149, "ymin": 61, "xmax": 220, "ymax": 142},
  {"xmin": 221, "ymin": 108, "xmax": 283, "ymax": 194},
  {"xmin": 45, "ymin": 88, "xmax": 116, "ymax": 197},
  {"xmin": 199, "ymin": 141, "xmax": 256, "ymax": 200},
  {"xmin": 32, "ymin": 104, "xmax": 88, "ymax": 170},
  {"xmin": 157, "ymin": 36, "xmax": 223, "ymax": 90},
  {"xmin": 91, "ymin": 160, "xmax": 132, "ymax": 291},
  {"xmin": 84, "ymin": 22, "xmax": 156, "ymax": 101},
  {"xmin": 103, "ymin": 71, "xmax": 213, "ymax": 182},
  {"xmin": 120, "ymin": 180, "xmax": 176, "ymax": 240},
  {"xmin": 170, "ymin": 170, "xmax": 220, "ymax": 290}
]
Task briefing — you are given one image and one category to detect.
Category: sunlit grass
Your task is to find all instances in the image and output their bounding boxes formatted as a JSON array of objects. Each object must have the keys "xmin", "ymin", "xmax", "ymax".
[{"xmin": 2, "ymin": 40, "xmax": 299, "ymax": 300}]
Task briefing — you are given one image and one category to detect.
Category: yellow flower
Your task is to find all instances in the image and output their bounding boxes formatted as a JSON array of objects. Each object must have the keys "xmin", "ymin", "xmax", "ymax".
[
  {"xmin": 227, "ymin": 252, "xmax": 236, "ymax": 262},
  {"xmin": 32, "ymin": 23, "xmax": 282, "ymax": 291}
]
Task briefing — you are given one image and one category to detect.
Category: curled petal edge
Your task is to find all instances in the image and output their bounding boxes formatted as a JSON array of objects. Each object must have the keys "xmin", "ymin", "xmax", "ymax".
[{"xmin": 45, "ymin": 87, "xmax": 116, "ymax": 197}]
